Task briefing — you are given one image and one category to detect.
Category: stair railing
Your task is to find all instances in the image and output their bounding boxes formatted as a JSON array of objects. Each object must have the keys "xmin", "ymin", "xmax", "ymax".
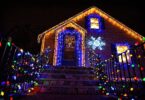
[{"xmin": 99, "ymin": 42, "xmax": 145, "ymax": 99}]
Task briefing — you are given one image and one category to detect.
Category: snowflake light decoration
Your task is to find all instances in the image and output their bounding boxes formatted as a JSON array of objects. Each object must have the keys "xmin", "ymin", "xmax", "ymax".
[{"xmin": 87, "ymin": 36, "xmax": 106, "ymax": 50}]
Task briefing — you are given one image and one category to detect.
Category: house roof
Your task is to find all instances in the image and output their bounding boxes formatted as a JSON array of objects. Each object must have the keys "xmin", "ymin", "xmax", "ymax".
[
  {"xmin": 40, "ymin": 21, "xmax": 87, "ymax": 53},
  {"xmin": 38, "ymin": 6, "xmax": 144, "ymax": 43},
  {"xmin": 44, "ymin": 21, "xmax": 87, "ymax": 38}
]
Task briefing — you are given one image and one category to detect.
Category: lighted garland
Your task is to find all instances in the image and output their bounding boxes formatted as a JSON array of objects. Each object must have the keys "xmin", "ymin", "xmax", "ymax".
[{"xmin": 55, "ymin": 29, "xmax": 83, "ymax": 66}]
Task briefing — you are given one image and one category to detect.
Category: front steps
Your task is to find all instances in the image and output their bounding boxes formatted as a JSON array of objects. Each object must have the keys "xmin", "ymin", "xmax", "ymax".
[
  {"xmin": 38, "ymin": 66, "xmax": 98, "ymax": 95},
  {"xmin": 19, "ymin": 66, "xmax": 117, "ymax": 100}
]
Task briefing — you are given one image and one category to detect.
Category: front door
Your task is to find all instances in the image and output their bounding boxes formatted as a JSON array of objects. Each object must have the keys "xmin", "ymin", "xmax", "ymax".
[{"xmin": 62, "ymin": 35, "xmax": 76, "ymax": 66}]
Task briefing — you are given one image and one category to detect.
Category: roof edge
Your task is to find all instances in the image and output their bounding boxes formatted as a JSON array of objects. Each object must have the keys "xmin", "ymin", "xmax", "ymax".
[{"xmin": 38, "ymin": 6, "xmax": 144, "ymax": 43}]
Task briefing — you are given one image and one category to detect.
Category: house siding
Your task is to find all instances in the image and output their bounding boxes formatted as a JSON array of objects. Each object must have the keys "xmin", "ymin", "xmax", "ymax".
[{"xmin": 42, "ymin": 13, "xmax": 142, "ymax": 66}]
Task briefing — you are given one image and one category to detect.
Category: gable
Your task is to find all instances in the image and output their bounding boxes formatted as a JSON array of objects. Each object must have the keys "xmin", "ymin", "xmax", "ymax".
[
  {"xmin": 38, "ymin": 6, "xmax": 144, "ymax": 43},
  {"xmin": 45, "ymin": 21, "xmax": 86, "ymax": 38},
  {"xmin": 40, "ymin": 21, "xmax": 86, "ymax": 53}
]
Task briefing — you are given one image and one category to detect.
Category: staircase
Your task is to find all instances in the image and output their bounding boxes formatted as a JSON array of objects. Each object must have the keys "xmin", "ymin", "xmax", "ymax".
[
  {"xmin": 38, "ymin": 66, "xmax": 97, "ymax": 95},
  {"xmin": 19, "ymin": 66, "xmax": 117, "ymax": 100}
]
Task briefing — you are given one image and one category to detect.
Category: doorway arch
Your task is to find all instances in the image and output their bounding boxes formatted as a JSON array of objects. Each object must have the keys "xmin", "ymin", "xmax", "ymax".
[{"xmin": 53, "ymin": 27, "xmax": 85, "ymax": 67}]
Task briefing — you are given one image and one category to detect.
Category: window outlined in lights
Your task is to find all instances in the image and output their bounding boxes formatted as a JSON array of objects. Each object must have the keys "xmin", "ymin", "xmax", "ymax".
[
  {"xmin": 90, "ymin": 18, "xmax": 99, "ymax": 29},
  {"xmin": 86, "ymin": 14, "xmax": 103, "ymax": 33}
]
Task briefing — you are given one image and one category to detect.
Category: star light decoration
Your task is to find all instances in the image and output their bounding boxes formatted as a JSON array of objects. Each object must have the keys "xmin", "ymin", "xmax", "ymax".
[{"xmin": 87, "ymin": 36, "xmax": 106, "ymax": 50}]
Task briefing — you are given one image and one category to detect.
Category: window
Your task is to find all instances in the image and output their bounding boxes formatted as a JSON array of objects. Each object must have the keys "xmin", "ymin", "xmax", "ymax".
[
  {"xmin": 116, "ymin": 44, "xmax": 131, "ymax": 63},
  {"xmin": 90, "ymin": 18, "xmax": 99, "ymax": 29},
  {"xmin": 86, "ymin": 14, "xmax": 104, "ymax": 33},
  {"xmin": 64, "ymin": 35, "xmax": 75, "ymax": 49}
]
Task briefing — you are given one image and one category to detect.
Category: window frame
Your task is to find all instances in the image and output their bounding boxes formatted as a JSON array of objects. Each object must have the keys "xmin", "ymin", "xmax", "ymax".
[{"xmin": 86, "ymin": 14, "xmax": 103, "ymax": 33}]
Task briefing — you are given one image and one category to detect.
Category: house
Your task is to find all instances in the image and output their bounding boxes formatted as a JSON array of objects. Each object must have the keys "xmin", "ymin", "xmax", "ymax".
[{"xmin": 37, "ymin": 6, "xmax": 144, "ymax": 67}]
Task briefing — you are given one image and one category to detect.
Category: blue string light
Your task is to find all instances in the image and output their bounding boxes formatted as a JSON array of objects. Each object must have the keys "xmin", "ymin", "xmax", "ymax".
[
  {"xmin": 56, "ymin": 29, "xmax": 82, "ymax": 66},
  {"xmin": 86, "ymin": 14, "xmax": 104, "ymax": 33}
]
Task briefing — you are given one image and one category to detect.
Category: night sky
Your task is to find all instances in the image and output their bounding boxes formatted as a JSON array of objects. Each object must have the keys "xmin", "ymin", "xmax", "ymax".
[{"xmin": 0, "ymin": 0, "xmax": 145, "ymax": 54}]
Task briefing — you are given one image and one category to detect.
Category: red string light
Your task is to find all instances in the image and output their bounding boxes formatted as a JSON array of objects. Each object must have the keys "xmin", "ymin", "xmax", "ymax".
[
  {"xmin": 134, "ymin": 77, "xmax": 138, "ymax": 81},
  {"xmin": 6, "ymin": 81, "xmax": 10, "ymax": 86},
  {"xmin": 135, "ymin": 42, "xmax": 139, "ymax": 46},
  {"xmin": 0, "ymin": 42, "xmax": 2, "ymax": 47},
  {"xmin": 141, "ymin": 67, "xmax": 144, "ymax": 71},
  {"xmin": 10, "ymin": 96, "xmax": 13, "ymax": 100},
  {"xmin": 12, "ymin": 43, "xmax": 15, "ymax": 46}
]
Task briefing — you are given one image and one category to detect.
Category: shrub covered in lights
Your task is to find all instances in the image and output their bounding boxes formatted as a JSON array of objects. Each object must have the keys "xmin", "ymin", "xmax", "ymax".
[
  {"xmin": 0, "ymin": 48, "xmax": 42, "ymax": 97},
  {"xmin": 8, "ymin": 50, "xmax": 40, "ymax": 95},
  {"xmin": 95, "ymin": 60, "xmax": 108, "ymax": 95}
]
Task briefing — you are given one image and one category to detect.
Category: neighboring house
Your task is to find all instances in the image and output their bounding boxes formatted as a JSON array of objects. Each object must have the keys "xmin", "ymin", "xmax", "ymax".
[{"xmin": 38, "ymin": 6, "xmax": 144, "ymax": 67}]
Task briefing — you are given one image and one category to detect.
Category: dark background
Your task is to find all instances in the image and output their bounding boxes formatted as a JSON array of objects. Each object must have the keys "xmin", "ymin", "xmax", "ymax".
[{"xmin": 0, "ymin": 0, "xmax": 145, "ymax": 54}]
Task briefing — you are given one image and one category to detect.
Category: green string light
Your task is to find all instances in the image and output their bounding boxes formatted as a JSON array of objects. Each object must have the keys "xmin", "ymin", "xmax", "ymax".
[
  {"xmin": 122, "ymin": 85, "xmax": 126, "ymax": 88},
  {"xmin": 7, "ymin": 42, "xmax": 11, "ymax": 47},
  {"xmin": 34, "ymin": 81, "xmax": 38, "ymax": 86},
  {"xmin": 103, "ymin": 88, "xmax": 105, "ymax": 90},
  {"xmin": 118, "ymin": 98, "xmax": 122, "ymax": 100},
  {"xmin": 131, "ymin": 64, "xmax": 135, "ymax": 68},
  {"xmin": 13, "ymin": 90, "xmax": 17, "ymax": 93},
  {"xmin": 143, "ymin": 77, "xmax": 145, "ymax": 82},
  {"xmin": 98, "ymin": 86, "xmax": 102, "ymax": 89},
  {"xmin": 143, "ymin": 37, "xmax": 145, "ymax": 41},
  {"xmin": 13, "ymin": 60, "xmax": 17, "ymax": 63}
]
